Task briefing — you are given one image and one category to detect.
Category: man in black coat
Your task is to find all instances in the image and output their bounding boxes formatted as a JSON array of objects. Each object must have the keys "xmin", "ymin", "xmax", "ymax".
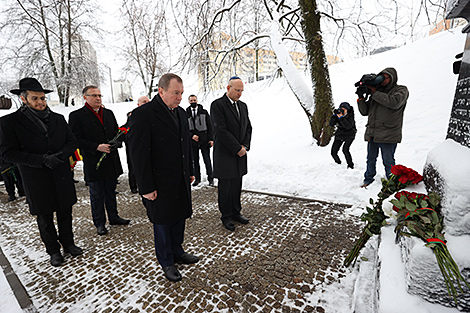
[
  {"xmin": 122, "ymin": 95, "xmax": 150, "ymax": 193},
  {"xmin": 185, "ymin": 94, "xmax": 214, "ymax": 186},
  {"xmin": 128, "ymin": 73, "xmax": 199, "ymax": 282},
  {"xmin": 69, "ymin": 85, "xmax": 130, "ymax": 236},
  {"xmin": 210, "ymin": 76, "xmax": 252, "ymax": 231},
  {"xmin": 0, "ymin": 77, "xmax": 82, "ymax": 267}
]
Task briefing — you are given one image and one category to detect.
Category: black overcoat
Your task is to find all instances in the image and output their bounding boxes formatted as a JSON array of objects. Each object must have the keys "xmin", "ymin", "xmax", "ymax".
[
  {"xmin": 127, "ymin": 95, "xmax": 194, "ymax": 225},
  {"xmin": 68, "ymin": 106, "xmax": 123, "ymax": 182},
  {"xmin": 0, "ymin": 109, "xmax": 78, "ymax": 215},
  {"xmin": 210, "ymin": 94, "xmax": 252, "ymax": 179}
]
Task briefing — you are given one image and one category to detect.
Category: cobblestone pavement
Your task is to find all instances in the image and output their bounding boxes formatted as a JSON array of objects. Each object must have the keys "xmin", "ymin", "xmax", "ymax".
[{"xmin": 0, "ymin": 171, "xmax": 362, "ymax": 313}]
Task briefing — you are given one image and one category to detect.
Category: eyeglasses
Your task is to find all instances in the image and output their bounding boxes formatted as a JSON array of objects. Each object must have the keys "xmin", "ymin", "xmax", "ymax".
[{"xmin": 85, "ymin": 94, "xmax": 103, "ymax": 98}]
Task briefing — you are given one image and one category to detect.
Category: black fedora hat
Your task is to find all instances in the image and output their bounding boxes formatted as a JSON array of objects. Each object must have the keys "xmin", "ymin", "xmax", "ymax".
[{"xmin": 10, "ymin": 77, "xmax": 53, "ymax": 95}]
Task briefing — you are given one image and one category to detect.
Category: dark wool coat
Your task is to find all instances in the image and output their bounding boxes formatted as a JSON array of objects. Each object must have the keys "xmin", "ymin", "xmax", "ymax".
[
  {"xmin": 185, "ymin": 104, "xmax": 214, "ymax": 147},
  {"xmin": 68, "ymin": 106, "xmax": 123, "ymax": 182},
  {"xmin": 329, "ymin": 103, "xmax": 357, "ymax": 140},
  {"xmin": 358, "ymin": 67, "xmax": 409, "ymax": 143},
  {"xmin": 210, "ymin": 94, "xmax": 252, "ymax": 179},
  {"xmin": 0, "ymin": 109, "xmax": 78, "ymax": 215},
  {"xmin": 127, "ymin": 95, "xmax": 194, "ymax": 225}
]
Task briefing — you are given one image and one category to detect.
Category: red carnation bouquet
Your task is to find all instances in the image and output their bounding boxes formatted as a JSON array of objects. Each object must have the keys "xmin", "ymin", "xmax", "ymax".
[
  {"xmin": 96, "ymin": 127, "xmax": 129, "ymax": 170},
  {"xmin": 392, "ymin": 191, "xmax": 470, "ymax": 303},
  {"xmin": 344, "ymin": 165, "xmax": 423, "ymax": 267}
]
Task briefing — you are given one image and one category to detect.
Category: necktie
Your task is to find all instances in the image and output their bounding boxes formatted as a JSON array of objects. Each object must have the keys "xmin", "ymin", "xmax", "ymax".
[
  {"xmin": 193, "ymin": 109, "xmax": 196, "ymax": 119},
  {"xmin": 233, "ymin": 101, "xmax": 240, "ymax": 118}
]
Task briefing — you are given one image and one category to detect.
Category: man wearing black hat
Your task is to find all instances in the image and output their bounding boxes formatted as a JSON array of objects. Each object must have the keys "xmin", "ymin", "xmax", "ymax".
[{"xmin": 0, "ymin": 77, "xmax": 83, "ymax": 267}]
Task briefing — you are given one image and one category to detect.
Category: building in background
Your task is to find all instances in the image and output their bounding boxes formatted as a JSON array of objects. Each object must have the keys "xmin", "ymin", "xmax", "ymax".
[
  {"xmin": 113, "ymin": 79, "xmax": 133, "ymax": 103},
  {"xmin": 46, "ymin": 34, "xmax": 99, "ymax": 107},
  {"xmin": 429, "ymin": 16, "xmax": 466, "ymax": 35},
  {"xmin": 197, "ymin": 32, "xmax": 340, "ymax": 92}
]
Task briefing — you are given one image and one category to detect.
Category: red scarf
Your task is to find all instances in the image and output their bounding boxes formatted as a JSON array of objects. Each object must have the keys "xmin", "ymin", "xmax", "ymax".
[{"xmin": 85, "ymin": 102, "xmax": 104, "ymax": 125}]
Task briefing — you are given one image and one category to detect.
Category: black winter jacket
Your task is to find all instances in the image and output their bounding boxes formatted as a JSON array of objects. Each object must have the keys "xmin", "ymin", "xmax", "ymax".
[{"xmin": 329, "ymin": 105, "xmax": 357, "ymax": 140}]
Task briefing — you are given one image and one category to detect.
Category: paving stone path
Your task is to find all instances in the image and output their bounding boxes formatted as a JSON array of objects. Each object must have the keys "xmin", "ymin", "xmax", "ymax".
[{"xmin": 0, "ymin": 171, "xmax": 362, "ymax": 313}]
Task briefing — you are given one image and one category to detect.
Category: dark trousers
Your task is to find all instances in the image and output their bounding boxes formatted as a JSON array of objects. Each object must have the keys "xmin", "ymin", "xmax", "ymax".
[
  {"xmin": 364, "ymin": 138, "xmax": 397, "ymax": 185},
  {"xmin": 192, "ymin": 144, "xmax": 213, "ymax": 182},
  {"xmin": 217, "ymin": 177, "xmax": 243, "ymax": 222},
  {"xmin": 331, "ymin": 135, "xmax": 355, "ymax": 167},
  {"xmin": 36, "ymin": 207, "xmax": 74, "ymax": 255},
  {"xmin": 88, "ymin": 179, "xmax": 119, "ymax": 227},
  {"xmin": 153, "ymin": 219, "xmax": 186, "ymax": 267},
  {"xmin": 2, "ymin": 168, "xmax": 24, "ymax": 197}
]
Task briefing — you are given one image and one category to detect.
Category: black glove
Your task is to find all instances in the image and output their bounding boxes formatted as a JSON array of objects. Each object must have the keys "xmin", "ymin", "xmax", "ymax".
[
  {"xmin": 43, "ymin": 152, "xmax": 64, "ymax": 169},
  {"xmin": 109, "ymin": 141, "xmax": 122, "ymax": 152},
  {"xmin": 355, "ymin": 89, "xmax": 365, "ymax": 99}
]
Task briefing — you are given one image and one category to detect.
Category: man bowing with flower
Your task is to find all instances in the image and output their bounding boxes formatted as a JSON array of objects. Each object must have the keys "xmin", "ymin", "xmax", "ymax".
[{"xmin": 69, "ymin": 85, "xmax": 130, "ymax": 236}]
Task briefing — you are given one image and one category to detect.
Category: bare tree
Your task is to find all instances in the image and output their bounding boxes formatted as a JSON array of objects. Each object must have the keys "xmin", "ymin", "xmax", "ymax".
[
  {"xmin": 173, "ymin": 0, "xmax": 331, "ymax": 144},
  {"xmin": 120, "ymin": 0, "xmax": 169, "ymax": 98},
  {"xmin": 171, "ymin": 0, "xmax": 447, "ymax": 146},
  {"xmin": 0, "ymin": 0, "xmax": 101, "ymax": 106}
]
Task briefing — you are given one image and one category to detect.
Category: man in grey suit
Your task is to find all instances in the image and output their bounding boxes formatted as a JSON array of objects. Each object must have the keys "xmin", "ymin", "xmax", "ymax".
[{"xmin": 210, "ymin": 76, "xmax": 252, "ymax": 231}]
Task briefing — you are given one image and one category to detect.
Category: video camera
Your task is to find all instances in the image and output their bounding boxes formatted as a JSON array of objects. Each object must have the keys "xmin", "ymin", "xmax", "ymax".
[{"xmin": 354, "ymin": 73, "xmax": 385, "ymax": 98}]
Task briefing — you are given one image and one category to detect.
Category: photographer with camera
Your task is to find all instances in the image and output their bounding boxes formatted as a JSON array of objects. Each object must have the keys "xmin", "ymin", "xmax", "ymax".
[
  {"xmin": 329, "ymin": 102, "xmax": 356, "ymax": 169},
  {"xmin": 356, "ymin": 67, "xmax": 409, "ymax": 188}
]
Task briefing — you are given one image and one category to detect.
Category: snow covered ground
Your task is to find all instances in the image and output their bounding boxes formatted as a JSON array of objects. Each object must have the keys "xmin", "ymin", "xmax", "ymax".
[{"xmin": 1, "ymin": 27, "xmax": 469, "ymax": 312}]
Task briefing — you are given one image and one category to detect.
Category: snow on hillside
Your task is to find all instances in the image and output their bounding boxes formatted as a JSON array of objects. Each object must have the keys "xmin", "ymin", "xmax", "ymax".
[{"xmin": 1, "ymin": 27, "xmax": 468, "ymax": 312}]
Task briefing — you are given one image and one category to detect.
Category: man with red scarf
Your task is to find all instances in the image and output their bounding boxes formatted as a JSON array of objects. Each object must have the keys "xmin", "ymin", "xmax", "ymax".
[{"xmin": 69, "ymin": 86, "xmax": 130, "ymax": 236}]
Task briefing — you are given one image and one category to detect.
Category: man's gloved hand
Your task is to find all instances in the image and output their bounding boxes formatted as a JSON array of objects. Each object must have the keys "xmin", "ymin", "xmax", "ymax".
[
  {"xmin": 109, "ymin": 141, "xmax": 122, "ymax": 152},
  {"xmin": 355, "ymin": 89, "xmax": 365, "ymax": 99},
  {"xmin": 43, "ymin": 152, "xmax": 64, "ymax": 169}
]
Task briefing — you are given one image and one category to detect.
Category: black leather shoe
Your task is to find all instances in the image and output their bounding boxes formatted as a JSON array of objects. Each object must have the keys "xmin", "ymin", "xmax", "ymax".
[
  {"xmin": 234, "ymin": 215, "xmax": 249, "ymax": 224},
  {"xmin": 175, "ymin": 252, "xmax": 199, "ymax": 264},
  {"xmin": 109, "ymin": 217, "xmax": 130, "ymax": 225},
  {"xmin": 192, "ymin": 180, "xmax": 200, "ymax": 187},
  {"xmin": 64, "ymin": 245, "xmax": 83, "ymax": 257},
  {"xmin": 50, "ymin": 252, "xmax": 64, "ymax": 267},
  {"xmin": 208, "ymin": 180, "xmax": 214, "ymax": 187},
  {"xmin": 222, "ymin": 220, "xmax": 235, "ymax": 231},
  {"xmin": 97, "ymin": 225, "xmax": 108, "ymax": 236},
  {"xmin": 162, "ymin": 265, "xmax": 182, "ymax": 282},
  {"xmin": 8, "ymin": 195, "xmax": 16, "ymax": 202},
  {"xmin": 131, "ymin": 188, "xmax": 138, "ymax": 194}
]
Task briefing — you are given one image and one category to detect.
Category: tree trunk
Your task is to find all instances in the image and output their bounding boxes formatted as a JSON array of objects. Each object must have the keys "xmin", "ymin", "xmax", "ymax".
[{"xmin": 299, "ymin": 0, "xmax": 334, "ymax": 146}]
